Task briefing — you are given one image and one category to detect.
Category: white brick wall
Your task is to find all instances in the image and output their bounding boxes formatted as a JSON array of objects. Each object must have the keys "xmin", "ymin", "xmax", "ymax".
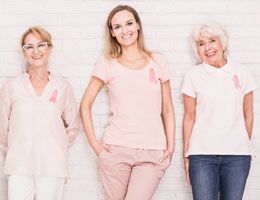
[{"xmin": 0, "ymin": 0, "xmax": 260, "ymax": 199}]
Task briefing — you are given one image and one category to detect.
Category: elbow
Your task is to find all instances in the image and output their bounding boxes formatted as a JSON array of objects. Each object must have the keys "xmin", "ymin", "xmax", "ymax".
[{"xmin": 80, "ymin": 99, "xmax": 92, "ymax": 117}]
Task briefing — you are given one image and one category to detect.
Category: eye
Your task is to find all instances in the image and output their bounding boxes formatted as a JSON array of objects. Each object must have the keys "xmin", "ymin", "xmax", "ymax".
[
  {"xmin": 113, "ymin": 25, "xmax": 120, "ymax": 30},
  {"xmin": 210, "ymin": 39, "xmax": 216, "ymax": 43},
  {"xmin": 127, "ymin": 21, "xmax": 133, "ymax": 26},
  {"xmin": 24, "ymin": 45, "xmax": 33, "ymax": 50},
  {"xmin": 37, "ymin": 43, "xmax": 46, "ymax": 48},
  {"xmin": 198, "ymin": 42, "xmax": 204, "ymax": 47}
]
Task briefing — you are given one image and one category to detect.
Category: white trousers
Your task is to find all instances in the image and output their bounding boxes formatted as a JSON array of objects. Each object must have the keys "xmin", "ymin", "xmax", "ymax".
[{"xmin": 8, "ymin": 175, "xmax": 65, "ymax": 200}]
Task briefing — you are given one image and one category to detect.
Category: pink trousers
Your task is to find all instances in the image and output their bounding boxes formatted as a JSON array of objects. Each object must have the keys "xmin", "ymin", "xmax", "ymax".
[{"xmin": 97, "ymin": 144, "xmax": 170, "ymax": 200}]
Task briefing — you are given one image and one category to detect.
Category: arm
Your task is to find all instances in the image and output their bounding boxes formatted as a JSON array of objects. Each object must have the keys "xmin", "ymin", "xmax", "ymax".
[
  {"xmin": 0, "ymin": 83, "xmax": 12, "ymax": 153},
  {"xmin": 160, "ymin": 80, "xmax": 175, "ymax": 161},
  {"xmin": 243, "ymin": 91, "xmax": 254, "ymax": 139},
  {"xmin": 183, "ymin": 94, "xmax": 196, "ymax": 184},
  {"xmin": 62, "ymin": 85, "xmax": 80, "ymax": 147},
  {"xmin": 80, "ymin": 77, "xmax": 105, "ymax": 155}
]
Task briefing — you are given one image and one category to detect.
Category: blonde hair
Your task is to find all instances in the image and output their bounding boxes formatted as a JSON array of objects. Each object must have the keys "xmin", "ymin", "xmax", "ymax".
[
  {"xmin": 105, "ymin": 5, "xmax": 151, "ymax": 58},
  {"xmin": 20, "ymin": 26, "xmax": 53, "ymax": 47},
  {"xmin": 190, "ymin": 22, "xmax": 229, "ymax": 64}
]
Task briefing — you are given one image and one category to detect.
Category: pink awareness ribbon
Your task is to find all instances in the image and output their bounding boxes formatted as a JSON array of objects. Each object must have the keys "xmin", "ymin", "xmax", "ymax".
[
  {"xmin": 149, "ymin": 68, "xmax": 158, "ymax": 84},
  {"xmin": 49, "ymin": 90, "xmax": 58, "ymax": 103},
  {"xmin": 233, "ymin": 75, "xmax": 242, "ymax": 89}
]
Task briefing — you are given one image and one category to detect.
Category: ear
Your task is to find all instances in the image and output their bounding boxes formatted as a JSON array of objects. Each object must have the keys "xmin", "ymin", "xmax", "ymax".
[{"xmin": 137, "ymin": 23, "xmax": 140, "ymax": 30}]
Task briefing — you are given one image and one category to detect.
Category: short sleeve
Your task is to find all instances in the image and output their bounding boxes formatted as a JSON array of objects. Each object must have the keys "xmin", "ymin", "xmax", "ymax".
[
  {"xmin": 243, "ymin": 68, "xmax": 257, "ymax": 95},
  {"xmin": 92, "ymin": 56, "xmax": 110, "ymax": 83},
  {"xmin": 181, "ymin": 71, "xmax": 196, "ymax": 98}
]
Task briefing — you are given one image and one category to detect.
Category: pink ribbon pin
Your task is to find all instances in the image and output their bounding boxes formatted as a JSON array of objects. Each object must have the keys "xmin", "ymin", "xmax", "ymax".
[
  {"xmin": 233, "ymin": 75, "xmax": 242, "ymax": 89},
  {"xmin": 49, "ymin": 90, "xmax": 58, "ymax": 103},
  {"xmin": 149, "ymin": 68, "xmax": 158, "ymax": 84}
]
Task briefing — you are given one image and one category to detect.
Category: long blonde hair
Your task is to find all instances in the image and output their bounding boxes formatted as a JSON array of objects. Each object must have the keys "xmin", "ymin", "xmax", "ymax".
[{"xmin": 105, "ymin": 5, "xmax": 151, "ymax": 58}]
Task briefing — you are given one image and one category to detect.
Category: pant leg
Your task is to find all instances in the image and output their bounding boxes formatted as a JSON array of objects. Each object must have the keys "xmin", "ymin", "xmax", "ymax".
[
  {"xmin": 8, "ymin": 175, "xmax": 35, "ymax": 200},
  {"xmin": 35, "ymin": 176, "xmax": 65, "ymax": 200},
  {"xmin": 125, "ymin": 149, "xmax": 170, "ymax": 200},
  {"xmin": 189, "ymin": 155, "xmax": 220, "ymax": 200},
  {"xmin": 97, "ymin": 145, "xmax": 133, "ymax": 200},
  {"xmin": 219, "ymin": 155, "xmax": 251, "ymax": 200}
]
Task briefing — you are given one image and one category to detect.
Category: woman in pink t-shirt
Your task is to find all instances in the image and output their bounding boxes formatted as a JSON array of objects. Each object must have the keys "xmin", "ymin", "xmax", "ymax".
[{"xmin": 80, "ymin": 5, "xmax": 175, "ymax": 200}]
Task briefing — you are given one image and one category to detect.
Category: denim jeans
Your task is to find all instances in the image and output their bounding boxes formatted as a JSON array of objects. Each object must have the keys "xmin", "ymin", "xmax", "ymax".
[{"xmin": 189, "ymin": 155, "xmax": 251, "ymax": 200}]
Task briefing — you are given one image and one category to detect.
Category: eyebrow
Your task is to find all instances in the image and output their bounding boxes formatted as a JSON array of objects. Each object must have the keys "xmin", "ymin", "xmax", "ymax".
[{"xmin": 112, "ymin": 19, "xmax": 135, "ymax": 27}]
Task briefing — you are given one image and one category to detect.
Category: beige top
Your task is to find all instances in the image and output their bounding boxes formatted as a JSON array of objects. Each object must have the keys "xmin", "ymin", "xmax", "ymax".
[
  {"xmin": 182, "ymin": 61, "xmax": 257, "ymax": 157},
  {"xmin": 92, "ymin": 53, "xmax": 171, "ymax": 150},
  {"xmin": 0, "ymin": 72, "xmax": 80, "ymax": 177}
]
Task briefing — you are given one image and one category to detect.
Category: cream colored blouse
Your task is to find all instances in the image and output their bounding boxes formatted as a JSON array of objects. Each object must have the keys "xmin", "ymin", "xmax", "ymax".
[{"xmin": 0, "ymin": 72, "xmax": 80, "ymax": 177}]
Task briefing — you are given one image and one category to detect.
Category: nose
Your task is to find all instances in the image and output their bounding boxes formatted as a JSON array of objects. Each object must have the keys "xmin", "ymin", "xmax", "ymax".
[
  {"xmin": 122, "ymin": 26, "xmax": 127, "ymax": 34},
  {"xmin": 32, "ymin": 46, "xmax": 39, "ymax": 54},
  {"xmin": 205, "ymin": 42, "xmax": 211, "ymax": 50}
]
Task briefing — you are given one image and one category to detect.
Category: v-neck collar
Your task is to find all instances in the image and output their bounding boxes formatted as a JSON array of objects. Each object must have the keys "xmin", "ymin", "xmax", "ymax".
[{"xmin": 23, "ymin": 70, "xmax": 54, "ymax": 100}]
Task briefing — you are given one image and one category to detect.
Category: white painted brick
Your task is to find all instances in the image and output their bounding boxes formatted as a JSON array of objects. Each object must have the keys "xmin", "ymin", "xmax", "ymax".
[{"xmin": 0, "ymin": 0, "xmax": 260, "ymax": 199}]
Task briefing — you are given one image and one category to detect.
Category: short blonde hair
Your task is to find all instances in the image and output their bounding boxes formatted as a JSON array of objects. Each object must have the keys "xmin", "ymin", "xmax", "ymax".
[
  {"xmin": 190, "ymin": 22, "xmax": 229, "ymax": 64},
  {"xmin": 20, "ymin": 26, "xmax": 53, "ymax": 47},
  {"xmin": 105, "ymin": 5, "xmax": 151, "ymax": 58}
]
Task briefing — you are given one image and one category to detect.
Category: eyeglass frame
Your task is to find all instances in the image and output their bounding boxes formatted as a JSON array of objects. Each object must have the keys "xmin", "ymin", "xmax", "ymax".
[{"xmin": 22, "ymin": 41, "xmax": 52, "ymax": 53}]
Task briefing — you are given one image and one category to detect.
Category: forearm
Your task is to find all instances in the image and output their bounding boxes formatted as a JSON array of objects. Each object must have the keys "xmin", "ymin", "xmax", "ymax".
[
  {"xmin": 183, "ymin": 115, "xmax": 195, "ymax": 157},
  {"xmin": 162, "ymin": 108, "xmax": 175, "ymax": 151},
  {"xmin": 244, "ymin": 114, "xmax": 254, "ymax": 139},
  {"xmin": 80, "ymin": 104, "xmax": 99, "ymax": 152}
]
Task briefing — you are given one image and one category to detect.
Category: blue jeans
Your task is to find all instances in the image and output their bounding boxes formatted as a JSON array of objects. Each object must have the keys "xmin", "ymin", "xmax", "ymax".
[{"xmin": 189, "ymin": 155, "xmax": 251, "ymax": 200}]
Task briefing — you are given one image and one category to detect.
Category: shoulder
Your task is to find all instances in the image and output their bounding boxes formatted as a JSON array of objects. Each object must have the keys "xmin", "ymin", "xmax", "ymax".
[
  {"xmin": 184, "ymin": 64, "xmax": 204, "ymax": 77},
  {"xmin": 96, "ymin": 55, "xmax": 115, "ymax": 67},
  {"xmin": 230, "ymin": 62, "xmax": 252, "ymax": 74},
  {"xmin": 151, "ymin": 52, "xmax": 168, "ymax": 63},
  {"xmin": 1, "ymin": 74, "xmax": 23, "ymax": 91}
]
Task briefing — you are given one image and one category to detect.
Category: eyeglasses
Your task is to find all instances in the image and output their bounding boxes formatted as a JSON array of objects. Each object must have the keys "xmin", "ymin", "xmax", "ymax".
[{"xmin": 22, "ymin": 42, "xmax": 50, "ymax": 53}]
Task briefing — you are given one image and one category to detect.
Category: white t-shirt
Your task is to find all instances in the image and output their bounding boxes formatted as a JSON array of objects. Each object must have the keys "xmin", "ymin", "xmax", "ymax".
[{"xmin": 182, "ymin": 61, "xmax": 257, "ymax": 156}]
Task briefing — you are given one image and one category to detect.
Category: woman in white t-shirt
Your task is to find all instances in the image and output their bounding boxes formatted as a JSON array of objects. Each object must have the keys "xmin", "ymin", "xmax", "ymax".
[
  {"xmin": 80, "ymin": 5, "xmax": 175, "ymax": 200},
  {"xmin": 182, "ymin": 22, "xmax": 257, "ymax": 200}
]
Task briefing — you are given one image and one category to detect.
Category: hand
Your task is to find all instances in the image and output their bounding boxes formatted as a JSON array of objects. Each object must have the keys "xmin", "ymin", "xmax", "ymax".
[
  {"xmin": 94, "ymin": 141, "xmax": 112, "ymax": 156},
  {"xmin": 159, "ymin": 148, "xmax": 174, "ymax": 162},
  {"xmin": 184, "ymin": 157, "xmax": 191, "ymax": 185}
]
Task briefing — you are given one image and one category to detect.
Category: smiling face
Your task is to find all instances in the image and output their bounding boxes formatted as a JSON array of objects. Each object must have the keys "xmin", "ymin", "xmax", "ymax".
[
  {"xmin": 110, "ymin": 10, "xmax": 140, "ymax": 49},
  {"xmin": 22, "ymin": 33, "xmax": 52, "ymax": 68},
  {"xmin": 197, "ymin": 33, "xmax": 226, "ymax": 67}
]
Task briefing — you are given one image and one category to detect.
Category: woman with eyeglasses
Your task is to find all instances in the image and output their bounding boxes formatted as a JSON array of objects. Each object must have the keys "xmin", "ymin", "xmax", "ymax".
[
  {"xmin": 80, "ymin": 5, "xmax": 175, "ymax": 200},
  {"xmin": 0, "ymin": 26, "xmax": 80, "ymax": 200}
]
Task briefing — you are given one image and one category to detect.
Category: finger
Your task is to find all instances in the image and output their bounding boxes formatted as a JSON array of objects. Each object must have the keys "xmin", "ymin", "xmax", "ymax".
[
  {"xmin": 159, "ymin": 152, "xmax": 169, "ymax": 162},
  {"xmin": 102, "ymin": 144, "xmax": 112, "ymax": 152}
]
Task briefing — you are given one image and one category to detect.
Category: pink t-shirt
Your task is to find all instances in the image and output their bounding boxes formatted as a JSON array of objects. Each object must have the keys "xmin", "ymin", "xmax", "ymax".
[{"xmin": 92, "ymin": 53, "xmax": 171, "ymax": 150}]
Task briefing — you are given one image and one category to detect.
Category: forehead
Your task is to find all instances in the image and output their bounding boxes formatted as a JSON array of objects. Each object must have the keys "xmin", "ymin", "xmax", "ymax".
[
  {"xmin": 111, "ymin": 10, "xmax": 135, "ymax": 25},
  {"xmin": 24, "ymin": 33, "xmax": 43, "ymax": 44},
  {"xmin": 197, "ymin": 33, "xmax": 219, "ymax": 42}
]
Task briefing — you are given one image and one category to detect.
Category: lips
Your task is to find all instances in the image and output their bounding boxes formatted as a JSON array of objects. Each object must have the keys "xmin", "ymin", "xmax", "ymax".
[
  {"xmin": 122, "ymin": 34, "xmax": 132, "ymax": 39},
  {"xmin": 206, "ymin": 51, "xmax": 217, "ymax": 57},
  {"xmin": 32, "ymin": 55, "xmax": 43, "ymax": 60}
]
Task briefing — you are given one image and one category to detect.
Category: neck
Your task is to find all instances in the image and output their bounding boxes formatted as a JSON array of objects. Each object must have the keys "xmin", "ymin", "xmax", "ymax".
[
  {"xmin": 212, "ymin": 58, "xmax": 227, "ymax": 68},
  {"xmin": 120, "ymin": 42, "xmax": 142, "ymax": 60},
  {"xmin": 28, "ymin": 65, "xmax": 49, "ymax": 81}
]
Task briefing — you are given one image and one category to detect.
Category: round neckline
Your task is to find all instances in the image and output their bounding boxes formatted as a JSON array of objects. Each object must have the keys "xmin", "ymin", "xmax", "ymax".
[{"xmin": 114, "ymin": 57, "xmax": 151, "ymax": 72}]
